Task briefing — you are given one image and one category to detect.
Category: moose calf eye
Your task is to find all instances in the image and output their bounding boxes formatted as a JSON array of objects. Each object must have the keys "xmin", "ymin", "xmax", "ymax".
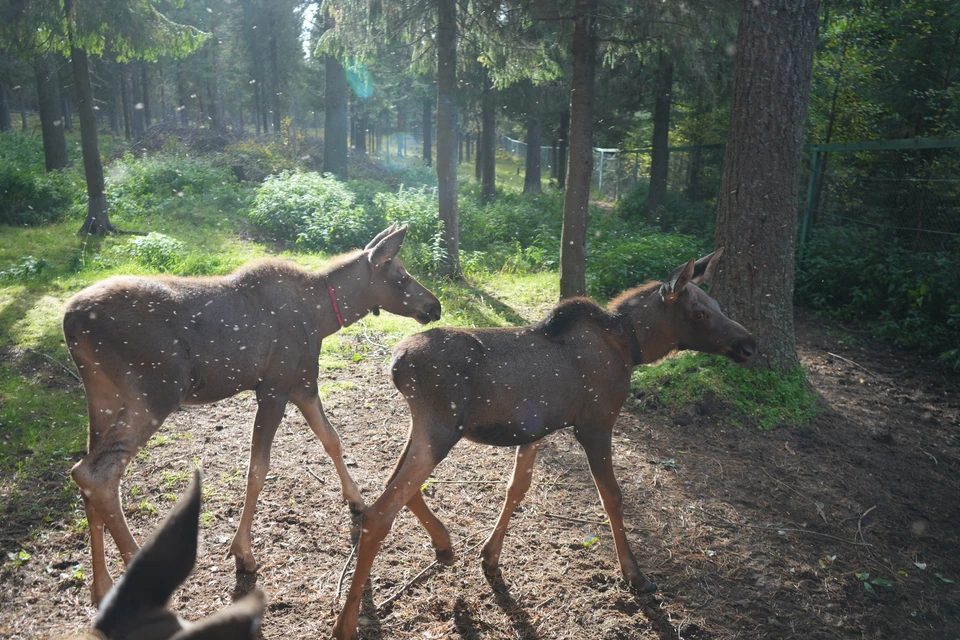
[{"xmin": 694, "ymin": 311, "xmax": 706, "ymax": 321}]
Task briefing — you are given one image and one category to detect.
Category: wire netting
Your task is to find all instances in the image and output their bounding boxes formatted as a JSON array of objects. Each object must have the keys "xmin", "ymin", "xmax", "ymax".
[{"xmin": 802, "ymin": 146, "xmax": 960, "ymax": 252}]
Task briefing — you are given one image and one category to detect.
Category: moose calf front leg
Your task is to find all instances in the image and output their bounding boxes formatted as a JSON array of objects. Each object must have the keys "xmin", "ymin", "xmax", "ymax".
[
  {"xmin": 229, "ymin": 392, "xmax": 288, "ymax": 572},
  {"xmin": 293, "ymin": 394, "xmax": 365, "ymax": 513},
  {"xmin": 576, "ymin": 427, "xmax": 657, "ymax": 593},
  {"xmin": 481, "ymin": 441, "xmax": 541, "ymax": 579}
]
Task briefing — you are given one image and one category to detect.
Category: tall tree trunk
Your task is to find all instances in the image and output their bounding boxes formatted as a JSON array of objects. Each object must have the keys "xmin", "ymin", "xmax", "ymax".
[
  {"xmin": 111, "ymin": 81, "xmax": 122, "ymax": 136},
  {"xmin": 268, "ymin": 10, "xmax": 281, "ymax": 133},
  {"xmin": 208, "ymin": 16, "xmax": 221, "ymax": 130},
  {"xmin": 19, "ymin": 88, "xmax": 26, "ymax": 131},
  {"xmin": 130, "ymin": 62, "xmax": 144, "ymax": 139},
  {"xmin": 436, "ymin": 0, "xmax": 460, "ymax": 277},
  {"xmin": 646, "ymin": 48, "xmax": 673, "ymax": 216},
  {"xmin": 559, "ymin": 0, "xmax": 597, "ymax": 299},
  {"xmin": 712, "ymin": 0, "xmax": 820, "ymax": 371},
  {"xmin": 121, "ymin": 64, "xmax": 132, "ymax": 139},
  {"xmin": 324, "ymin": 53, "xmax": 349, "ymax": 178},
  {"xmin": 0, "ymin": 80, "xmax": 11, "ymax": 132},
  {"xmin": 422, "ymin": 93, "xmax": 432, "ymax": 167},
  {"xmin": 480, "ymin": 70, "xmax": 497, "ymax": 203},
  {"xmin": 557, "ymin": 109, "xmax": 569, "ymax": 190},
  {"xmin": 355, "ymin": 110, "xmax": 367, "ymax": 153},
  {"xmin": 34, "ymin": 56, "xmax": 69, "ymax": 171},
  {"xmin": 523, "ymin": 85, "xmax": 543, "ymax": 194},
  {"xmin": 475, "ymin": 128, "xmax": 482, "ymax": 180},
  {"xmin": 176, "ymin": 62, "xmax": 189, "ymax": 126},
  {"xmin": 71, "ymin": 46, "xmax": 114, "ymax": 234},
  {"xmin": 141, "ymin": 63, "xmax": 151, "ymax": 127}
]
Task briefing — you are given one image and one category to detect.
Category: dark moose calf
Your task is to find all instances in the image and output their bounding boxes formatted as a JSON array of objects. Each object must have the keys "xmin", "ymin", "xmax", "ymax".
[
  {"xmin": 333, "ymin": 249, "xmax": 755, "ymax": 639},
  {"xmin": 63, "ymin": 224, "xmax": 441, "ymax": 605}
]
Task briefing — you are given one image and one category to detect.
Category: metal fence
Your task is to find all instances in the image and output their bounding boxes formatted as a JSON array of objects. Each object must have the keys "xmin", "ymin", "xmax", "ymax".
[
  {"xmin": 800, "ymin": 137, "xmax": 960, "ymax": 252},
  {"xmin": 501, "ymin": 133, "xmax": 960, "ymax": 251}
]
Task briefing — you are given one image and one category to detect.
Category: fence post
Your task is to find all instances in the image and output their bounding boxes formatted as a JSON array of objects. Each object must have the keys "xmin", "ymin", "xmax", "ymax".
[
  {"xmin": 800, "ymin": 149, "xmax": 820, "ymax": 247},
  {"xmin": 598, "ymin": 150, "xmax": 604, "ymax": 194}
]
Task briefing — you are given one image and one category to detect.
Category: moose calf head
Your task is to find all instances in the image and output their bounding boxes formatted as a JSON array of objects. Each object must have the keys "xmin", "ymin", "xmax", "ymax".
[{"xmin": 358, "ymin": 224, "xmax": 442, "ymax": 325}]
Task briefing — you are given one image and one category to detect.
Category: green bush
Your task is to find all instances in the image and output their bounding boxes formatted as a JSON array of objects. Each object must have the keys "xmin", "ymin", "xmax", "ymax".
[
  {"xmin": 108, "ymin": 153, "xmax": 245, "ymax": 219},
  {"xmin": 0, "ymin": 256, "xmax": 47, "ymax": 283},
  {"xmin": 796, "ymin": 227, "xmax": 960, "ymax": 361},
  {"xmin": 587, "ymin": 228, "xmax": 708, "ymax": 298},
  {"xmin": 249, "ymin": 171, "xmax": 383, "ymax": 252},
  {"xmin": 0, "ymin": 132, "xmax": 78, "ymax": 226},
  {"xmin": 616, "ymin": 180, "xmax": 715, "ymax": 241},
  {"xmin": 114, "ymin": 232, "xmax": 186, "ymax": 272}
]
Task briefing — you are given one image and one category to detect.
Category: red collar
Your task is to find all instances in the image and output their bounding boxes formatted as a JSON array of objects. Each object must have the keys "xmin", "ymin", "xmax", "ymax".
[{"xmin": 327, "ymin": 283, "xmax": 345, "ymax": 327}]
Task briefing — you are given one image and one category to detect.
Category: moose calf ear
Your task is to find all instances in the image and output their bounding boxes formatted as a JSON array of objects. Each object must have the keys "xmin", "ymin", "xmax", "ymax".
[
  {"xmin": 95, "ymin": 470, "xmax": 202, "ymax": 633},
  {"xmin": 170, "ymin": 590, "xmax": 267, "ymax": 640},
  {"xmin": 364, "ymin": 223, "xmax": 398, "ymax": 251},
  {"xmin": 368, "ymin": 224, "xmax": 409, "ymax": 268},
  {"xmin": 660, "ymin": 259, "xmax": 696, "ymax": 304},
  {"xmin": 690, "ymin": 247, "xmax": 724, "ymax": 285}
]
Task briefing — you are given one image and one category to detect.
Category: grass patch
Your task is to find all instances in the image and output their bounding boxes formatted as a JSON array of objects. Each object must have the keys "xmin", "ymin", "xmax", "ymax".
[{"xmin": 632, "ymin": 353, "xmax": 819, "ymax": 430}]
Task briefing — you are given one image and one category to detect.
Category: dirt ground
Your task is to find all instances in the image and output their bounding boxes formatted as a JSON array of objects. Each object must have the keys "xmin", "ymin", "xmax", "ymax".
[{"xmin": 1, "ymin": 309, "xmax": 958, "ymax": 639}]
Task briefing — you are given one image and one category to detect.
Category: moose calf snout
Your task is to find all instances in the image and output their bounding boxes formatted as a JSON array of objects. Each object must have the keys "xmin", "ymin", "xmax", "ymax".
[
  {"xmin": 417, "ymin": 300, "xmax": 442, "ymax": 325},
  {"xmin": 734, "ymin": 335, "xmax": 757, "ymax": 362}
]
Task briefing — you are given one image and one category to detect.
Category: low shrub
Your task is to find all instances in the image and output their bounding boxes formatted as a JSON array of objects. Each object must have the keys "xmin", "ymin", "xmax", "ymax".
[
  {"xmin": 587, "ymin": 227, "xmax": 708, "ymax": 298},
  {"xmin": 617, "ymin": 180, "xmax": 715, "ymax": 241},
  {"xmin": 108, "ymin": 153, "xmax": 245, "ymax": 219},
  {"xmin": 114, "ymin": 232, "xmax": 186, "ymax": 272},
  {"xmin": 249, "ymin": 171, "xmax": 382, "ymax": 252},
  {"xmin": 796, "ymin": 226, "xmax": 960, "ymax": 362},
  {"xmin": 0, "ymin": 256, "xmax": 47, "ymax": 283},
  {"xmin": 0, "ymin": 132, "xmax": 78, "ymax": 226}
]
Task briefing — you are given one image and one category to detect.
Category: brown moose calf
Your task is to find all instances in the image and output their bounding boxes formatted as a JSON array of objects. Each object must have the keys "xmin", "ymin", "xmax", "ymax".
[
  {"xmin": 64, "ymin": 224, "xmax": 441, "ymax": 605},
  {"xmin": 333, "ymin": 249, "xmax": 755, "ymax": 640}
]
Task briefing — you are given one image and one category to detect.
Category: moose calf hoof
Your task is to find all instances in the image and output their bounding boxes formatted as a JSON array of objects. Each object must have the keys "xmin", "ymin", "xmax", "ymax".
[
  {"xmin": 627, "ymin": 575, "xmax": 659, "ymax": 594},
  {"xmin": 480, "ymin": 558, "xmax": 501, "ymax": 581},
  {"xmin": 435, "ymin": 547, "xmax": 456, "ymax": 566},
  {"xmin": 232, "ymin": 553, "xmax": 259, "ymax": 574}
]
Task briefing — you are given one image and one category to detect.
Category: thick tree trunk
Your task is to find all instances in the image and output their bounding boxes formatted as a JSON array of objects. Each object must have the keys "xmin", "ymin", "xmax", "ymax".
[
  {"xmin": 712, "ymin": 0, "xmax": 820, "ymax": 371},
  {"xmin": 646, "ymin": 48, "xmax": 673, "ymax": 216},
  {"xmin": 436, "ymin": 0, "xmax": 460, "ymax": 277},
  {"xmin": 480, "ymin": 71, "xmax": 497, "ymax": 204},
  {"xmin": 559, "ymin": 0, "xmax": 597, "ymax": 299},
  {"xmin": 324, "ymin": 53, "xmax": 349, "ymax": 178},
  {"xmin": 557, "ymin": 109, "xmax": 569, "ymax": 190},
  {"xmin": 0, "ymin": 81, "xmax": 11, "ymax": 132},
  {"xmin": 422, "ymin": 94, "xmax": 432, "ymax": 167},
  {"xmin": 34, "ymin": 56, "xmax": 69, "ymax": 171},
  {"xmin": 523, "ymin": 87, "xmax": 543, "ymax": 194},
  {"xmin": 71, "ymin": 46, "xmax": 114, "ymax": 235}
]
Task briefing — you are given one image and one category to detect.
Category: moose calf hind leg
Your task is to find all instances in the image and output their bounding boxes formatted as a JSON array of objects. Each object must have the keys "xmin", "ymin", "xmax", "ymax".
[
  {"xmin": 295, "ymin": 395, "xmax": 365, "ymax": 513},
  {"xmin": 406, "ymin": 491, "xmax": 455, "ymax": 565},
  {"xmin": 481, "ymin": 442, "xmax": 541, "ymax": 580}
]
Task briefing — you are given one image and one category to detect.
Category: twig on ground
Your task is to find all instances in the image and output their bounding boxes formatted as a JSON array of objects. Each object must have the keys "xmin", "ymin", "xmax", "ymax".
[
  {"xmin": 25, "ymin": 348, "xmax": 81, "ymax": 382},
  {"xmin": 544, "ymin": 512, "xmax": 611, "ymax": 527},
  {"xmin": 856, "ymin": 505, "xmax": 877, "ymax": 544},
  {"xmin": 707, "ymin": 518, "xmax": 873, "ymax": 547},
  {"xmin": 335, "ymin": 544, "xmax": 358, "ymax": 604},
  {"xmin": 305, "ymin": 466, "xmax": 326, "ymax": 485},
  {"xmin": 827, "ymin": 352, "xmax": 880, "ymax": 379},
  {"xmin": 921, "ymin": 450, "xmax": 938, "ymax": 465},
  {"xmin": 376, "ymin": 533, "xmax": 487, "ymax": 612}
]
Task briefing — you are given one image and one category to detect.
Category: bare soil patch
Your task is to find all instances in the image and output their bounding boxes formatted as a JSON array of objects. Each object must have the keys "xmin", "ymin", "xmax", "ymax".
[{"xmin": 2, "ymin": 310, "xmax": 958, "ymax": 639}]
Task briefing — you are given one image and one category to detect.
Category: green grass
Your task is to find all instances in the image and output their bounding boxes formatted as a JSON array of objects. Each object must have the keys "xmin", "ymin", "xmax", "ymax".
[{"xmin": 632, "ymin": 353, "xmax": 820, "ymax": 430}]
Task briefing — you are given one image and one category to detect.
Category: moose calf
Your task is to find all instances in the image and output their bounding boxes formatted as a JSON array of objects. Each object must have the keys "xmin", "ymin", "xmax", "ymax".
[
  {"xmin": 333, "ymin": 250, "xmax": 755, "ymax": 639},
  {"xmin": 64, "ymin": 224, "xmax": 441, "ymax": 604}
]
